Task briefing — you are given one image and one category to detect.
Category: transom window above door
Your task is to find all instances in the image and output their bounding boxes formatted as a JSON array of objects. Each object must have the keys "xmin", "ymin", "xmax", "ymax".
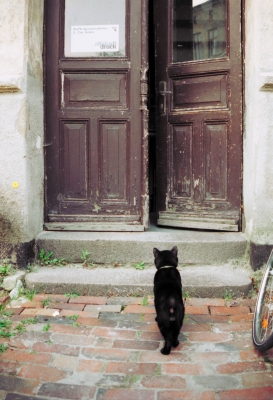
[{"xmin": 64, "ymin": 0, "xmax": 126, "ymax": 58}]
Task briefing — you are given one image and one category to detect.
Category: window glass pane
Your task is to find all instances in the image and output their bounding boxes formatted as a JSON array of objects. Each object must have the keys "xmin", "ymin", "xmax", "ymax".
[
  {"xmin": 173, "ymin": 0, "xmax": 227, "ymax": 63},
  {"xmin": 65, "ymin": 0, "xmax": 126, "ymax": 58}
]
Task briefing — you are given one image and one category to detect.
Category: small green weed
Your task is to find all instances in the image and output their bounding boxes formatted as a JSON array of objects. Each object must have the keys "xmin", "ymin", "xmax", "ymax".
[
  {"xmin": 43, "ymin": 323, "xmax": 51, "ymax": 332},
  {"xmin": 0, "ymin": 343, "xmax": 8, "ymax": 353},
  {"xmin": 64, "ymin": 290, "xmax": 80, "ymax": 298},
  {"xmin": 26, "ymin": 265, "xmax": 38, "ymax": 273},
  {"xmin": 0, "ymin": 263, "xmax": 11, "ymax": 276},
  {"xmin": 133, "ymin": 262, "xmax": 146, "ymax": 270},
  {"xmin": 42, "ymin": 298, "xmax": 53, "ymax": 308},
  {"xmin": 183, "ymin": 292, "xmax": 190, "ymax": 300},
  {"xmin": 15, "ymin": 318, "xmax": 37, "ymax": 333},
  {"xmin": 39, "ymin": 249, "xmax": 67, "ymax": 266},
  {"xmin": 141, "ymin": 296, "xmax": 148, "ymax": 306},
  {"xmin": 81, "ymin": 250, "xmax": 96, "ymax": 268},
  {"xmin": 223, "ymin": 289, "xmax": 234, "ymax": 302},
  {"xmin": 19, "ymin": 288, "xmax": 37, "ymax": 301},
  {"xmin": 0, "ymin": 318, "xmax": 14, "ymax": 338}
]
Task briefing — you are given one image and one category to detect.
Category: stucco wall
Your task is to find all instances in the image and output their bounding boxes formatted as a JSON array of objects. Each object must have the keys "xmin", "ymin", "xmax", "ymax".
[
  {"xmin": 244, "ymin": 0, "xmax": 273, "ymax": 247},
  {"xmin": 0, "ymin": 0, "xmax": 44, "ymax": 248}
]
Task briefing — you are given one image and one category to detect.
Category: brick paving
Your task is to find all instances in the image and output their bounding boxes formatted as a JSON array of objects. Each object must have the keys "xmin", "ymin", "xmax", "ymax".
[{"xmin": 0, "ymin": 295, "xmax": 273, "ymax": 399}]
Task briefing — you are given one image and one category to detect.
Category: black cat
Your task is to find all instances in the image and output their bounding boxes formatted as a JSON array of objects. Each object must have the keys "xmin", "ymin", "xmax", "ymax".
[{"xmin": 153, "ymin": 246, "xmax": 185, "ymax": 355}]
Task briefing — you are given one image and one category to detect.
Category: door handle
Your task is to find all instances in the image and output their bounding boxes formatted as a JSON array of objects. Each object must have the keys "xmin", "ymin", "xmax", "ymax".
[{"xmin": 158, "ymin": 81, "xmax": 172, "ymax": 114}]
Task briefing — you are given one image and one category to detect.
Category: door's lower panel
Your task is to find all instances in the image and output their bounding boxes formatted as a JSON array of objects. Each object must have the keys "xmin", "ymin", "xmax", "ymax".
[{"xmin": 157, "ymin": 211, "xmax": 239, "ymax": 231}]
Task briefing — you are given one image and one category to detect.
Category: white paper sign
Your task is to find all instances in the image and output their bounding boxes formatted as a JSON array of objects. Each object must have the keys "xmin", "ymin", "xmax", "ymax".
[{"xmin": 71, "ymin": 25, "xmax": 119, "ymax": 53}]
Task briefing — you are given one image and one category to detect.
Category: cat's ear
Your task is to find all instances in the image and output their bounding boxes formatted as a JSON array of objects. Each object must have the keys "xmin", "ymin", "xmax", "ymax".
[
  {"xmin": 171, "ymin": 246, "xmax": 178, "ymax": 256},
  {"xmin": 153, "ymin": 248, "xmax": 160, "ymax": 258}
]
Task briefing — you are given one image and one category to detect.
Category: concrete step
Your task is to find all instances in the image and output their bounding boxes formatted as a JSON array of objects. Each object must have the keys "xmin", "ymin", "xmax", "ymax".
[
  {"xmin": 25, "ymin": 264, "xmax": 252, "ymax": 298},
  {"xmin": 36, "ymin": 227, "xmax": 247, "ymax": 266}
]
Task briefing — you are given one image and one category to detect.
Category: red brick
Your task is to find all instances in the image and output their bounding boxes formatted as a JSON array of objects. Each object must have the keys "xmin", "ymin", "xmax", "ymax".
[
  {"xmin": 18, "ymin": 365, "xmax": 68, "ymax": 382},
  {"xmin": 185, "ymin": 306, "xmax": 209, "ymax": 315},
  {"xmin": 0, "ymin": 375, "xmax": 40, "ymax": 395},
  {"xmin": 76, "ymin": 317, "xmax": 116, "ymax": 327},
  {"xmin": 240, "ymin": 350, "xmax": 267, "ymax": 361},
  {"xmin": 138, "ymin": 331, "xmax": 162, "ymax": 341},
  {"xmin": 82, "ymin": 347, "xmax": 131, "ymax": 361},
  {"xmin": 162, "ymin": 363, "xmax": 203, "ymax": 375},
  {"xmin": 229, "ymin": 313, "xmax": 254, "ymax": 322},
  {"xmin": 51, "ymin": 302, "xmax": 85, "ymax": 311},
  {"xmin": 107, "ymin": 296, "xmax": 151, "ymax": 306},
  {"xmin": 188, "ymin": 332, "xmax": 231, "ymax": 342},
  {"xmin": 141, "ymin": 375, "xmax": 186, "ymax": 389},
  {"xmin": 84, "ymin": 304, "xmax": 121, "ymax": 313},
  {"xmin": 211, "ymin": 321, "xmax": 252, "ymax": 333},
  {"xmin": 182, "ymin": 323, "xmax": 212, "ymax": 333},
  {"xmin": 105, "ymin": 362, "xmax": 157, "ymax": 375},
  {"xmin": 50, "ymin": 323, "xmax": 92, "ymax": 335},
  {"xmin": 51, "ymin": 355, "xmax": 78, "ymax": 370},
  {"xmin": 216, "ymin": 361, "xmax": 267, "ymax": 374},
  {"xmin": 158, "ymin": 391, "xmax": 215, "ymax": 400},
  {"xmin": 210, "ymin": 306, "xmax": 250, "ymax": 315},
  {"xmin": 22, "ymin": 301, "xmax": 43, "ymax": 308},
  {"xmin": 52, "ymin": 333, "xmax": 95, "ymax": 347},
  {"xmin": 123, "ymin": 305, "xmax": 156, "ymax": 314},
  {"xmin": 189, "ymin": 315, "xmax": 229, "ymax": 324},
  {"xmin": 0, "ymin": 360, "xmax": 20, "ymax": 375},
  {"xmin": 69, "ymin": 296, "xmax": 107, "ymax": 304},
  {"xmin": 234, "ymin": 299, "xmax": 257, "ymax": 307},
  {"xmin": 32, "ymin": 342, "xmax": 80, "ymax": 356},
  {"xmin": 218, "ymin": 386, "xmax": 273, "ymax": 400},
  {"xmin": 186, "ymin": 298, "xmax": 225, "ymax": 307},
  {"xmin": 59, "ymin": 309, "xmax": 99, "ymax": 318},
  {"xmin": 194, "ymin": 352, "xmax": 240, "ymax": 364},
  {"xmin": 38, "ymin": 382, "xmax": 96, "ymax": 399},
  {"xmin": 20, "ymin": 308, "xmax": 61, "ymax": 317},
  {"xmin": 113, "ymin": 339, "xmax": 159, "ymax": 351},
  {"xmin": 20, "ymin": 308, "xmax": 38, "ymax": 316},
  {"xmin": 95, "ymin": 337, "xmax": 114, "ymax": 348},
  {"xmin": 33, "ymin": 294, "xmax": 68, "ymax": 303},
  {"xmin": 1, "ymin": 349, "xmax": 52, "ymax": 365},
  {"xmin": 92, "ymin": 327, "xmax": 136, "ymax": 339},
  {"xmin": 139, "ymin": 350, "xmax": 188, "ymax": 363},
  {"xmin": 5, "ymin": 307, "xmax": 24, "ymax": 315},
  {"xmin": 96, "ymin": 388, "xmax": 154, "ymax": 400},
  {"xmin": 35, "ymin": 309, "xmax": 61, "ymax": 317},
  {"xmin": 144, "ymin": 313, "xmax": 157, "ymax": 322},
  {"xmin": 242, "ymin": 372, "xmax": 273, "ymax": 388},
  {"xmin": 77, "ymin": 359, "xmax": 104, "ymax": 372}
]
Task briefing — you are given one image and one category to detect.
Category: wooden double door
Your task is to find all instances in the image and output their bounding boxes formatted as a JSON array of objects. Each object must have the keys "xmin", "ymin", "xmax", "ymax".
[{"xmin": 45, "ymin": 0, "xmax": 242, "ymax": 232}]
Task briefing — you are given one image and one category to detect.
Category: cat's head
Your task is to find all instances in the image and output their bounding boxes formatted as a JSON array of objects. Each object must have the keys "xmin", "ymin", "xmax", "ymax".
[{"xmin": 153, "ymin": 246, "xmax": 178, "ymax": 269}]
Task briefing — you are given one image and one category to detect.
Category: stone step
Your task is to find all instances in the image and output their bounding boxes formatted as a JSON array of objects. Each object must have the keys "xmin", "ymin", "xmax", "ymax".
[
  {"xmin": 25, "ymin": 264, "xmax": 252, "ymax": 298},
  {"xmin": 36, "ymin": 228, "xmax": 247, "ymax": 266}
]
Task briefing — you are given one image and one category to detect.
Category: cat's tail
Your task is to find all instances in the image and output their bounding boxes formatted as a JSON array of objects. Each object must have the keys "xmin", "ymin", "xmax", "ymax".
[{"xmin": 169, "ymin": 296, "xmax": 176, "ymax": 322}]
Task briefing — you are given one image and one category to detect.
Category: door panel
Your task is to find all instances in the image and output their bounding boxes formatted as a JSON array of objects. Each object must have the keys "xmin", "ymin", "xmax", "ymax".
[
  {"xmin": 155, "ymin": 0, "xmax": 242, "ymax": 231},
  {"xmin": 45, "ymin": 0, "xmax": 148, "ymax": 231}
]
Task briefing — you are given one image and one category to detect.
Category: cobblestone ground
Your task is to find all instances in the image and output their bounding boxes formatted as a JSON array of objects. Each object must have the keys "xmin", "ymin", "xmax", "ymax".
[{"xmin": 0, "ymin": 295, "xmax": 273, "ymax": 400}]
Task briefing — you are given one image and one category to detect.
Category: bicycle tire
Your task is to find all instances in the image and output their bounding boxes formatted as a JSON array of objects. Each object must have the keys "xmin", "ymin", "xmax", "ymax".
[{"xmin": 252, "ymin": 249, "xmax": 273, "ymax": 352}]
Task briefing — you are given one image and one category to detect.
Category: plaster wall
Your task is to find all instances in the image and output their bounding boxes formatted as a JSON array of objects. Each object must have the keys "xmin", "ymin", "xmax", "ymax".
[
  {"xmin": 0, "ymin": 0, "xmax": 44, "ymax": 247},
  {"xmin": 244, "ymin": 0, "xmax": 273, "ymax": 245}
]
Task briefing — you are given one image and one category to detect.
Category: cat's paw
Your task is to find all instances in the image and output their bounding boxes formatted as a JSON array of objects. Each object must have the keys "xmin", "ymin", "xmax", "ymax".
[
  {"xmin": 160, "ymin": 347, "xmax": 171, "ymax": 355},
  {"xmin": 172, "ymin": 339, "xmax": 179, "ymax": 348}
]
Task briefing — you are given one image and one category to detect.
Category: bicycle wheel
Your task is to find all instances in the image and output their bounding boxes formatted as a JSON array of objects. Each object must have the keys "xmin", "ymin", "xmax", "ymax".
[{"xmin": 252, "ymin": 249, "xmax": 273, "ymax": 352}]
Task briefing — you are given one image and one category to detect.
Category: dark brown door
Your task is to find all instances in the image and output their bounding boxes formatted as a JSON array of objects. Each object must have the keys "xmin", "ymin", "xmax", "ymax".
[
  {"xmin": 154, "ymin": 0, "xmax": 242, "ymax": 231},
  {"xmin": 44, "ymin": 0, "xmax": 148, "ymax": 231}
]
